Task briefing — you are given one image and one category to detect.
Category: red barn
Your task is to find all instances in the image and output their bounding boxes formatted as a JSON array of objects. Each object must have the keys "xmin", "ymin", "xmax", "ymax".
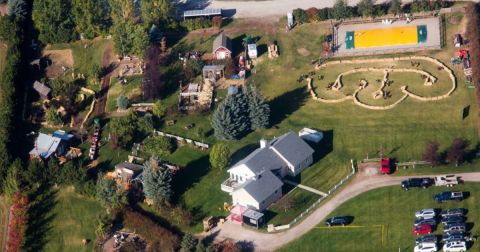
[{"xmin": 213, "ymin": 33, "xmax": 232, "ymax": 60}]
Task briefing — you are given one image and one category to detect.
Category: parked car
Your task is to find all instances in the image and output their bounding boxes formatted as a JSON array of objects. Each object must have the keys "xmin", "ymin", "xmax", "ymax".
[
  {"xmin": 413, "ymin": 225, "xmax": 433, "ymax": 235},
  {"xmin": 433, "ymin": 192, "xmax": 464, "ymax": 203},
  {"xmin": 325, "ymin": 216, "xmax": 352, "ymax": 226},
  {"xmin": 414, "ymin": 242, "xmax": 438, "ymax": 252},
  {"xmin": 443, "ymin": 241, "xmax": 467, "ymax": 252},
  {"xmin": 414, "ymin": 218, "xmax": 437, "ymax": 227},
  {"xmin": 415, "ymin": 235, "xmax": 438, "ymax": 245},
  {"xmin": 442, "ymin": 233, "xmax": 465, "ymax": 242},
  {"xmin": 441, "ymin": 216, "xmax": 466, "ymax": 225},
  {"xmin": 415, "ymin": 209, "xmax": 437, "ymax": 219},
  {"xmin": 380, "ymin": 158, "xmax": 393, "ymax": 174},
  {"xmin": 401, "ymin": 178, "xmax": 434, "ymax": 191},
  {"xmin": 441, "ymin": 208, "xmax": 467, "ymax": 218},
  {"xmin": 444, "ymin": 223, "xmax": 466, "ymax": 234}
]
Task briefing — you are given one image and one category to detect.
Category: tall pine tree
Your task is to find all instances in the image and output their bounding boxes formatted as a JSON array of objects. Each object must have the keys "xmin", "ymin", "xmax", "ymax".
[
  {"xmin": 72, "ymin": 0, "xmax": 111, "ymax": 39},
  {"xmin": 32, "ymin": 0, "xmax": 76, "ymax": 43},
  {"xmin": 246, "ymin": 85, "xmax": 270, "ymax": 130},
  {"xmin": 143, "ymin": 156, "xmax": 173, "ymax": 205},
  {"xmin": 211, "ymin": 93, "xmax": 250, "ymax": 140}
]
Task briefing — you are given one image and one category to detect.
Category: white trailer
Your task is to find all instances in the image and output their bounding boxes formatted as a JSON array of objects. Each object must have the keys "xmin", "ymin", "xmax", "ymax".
[{"xmin": 434, "ymin": 175, "xmax": 460, "ymax": 187}]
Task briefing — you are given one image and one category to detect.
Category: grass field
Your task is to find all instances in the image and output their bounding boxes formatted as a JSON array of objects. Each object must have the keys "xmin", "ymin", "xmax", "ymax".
[
  {"xmin": 279, "ymin": 183, "xmax": 480, "ymax": 252},
  {"xmin": 43, "ymin": 187, "xmax": 103, "ymax": 252},
  {"xmin": 106, "ymin": 76, "xmax": 143, "ymax": 112}
]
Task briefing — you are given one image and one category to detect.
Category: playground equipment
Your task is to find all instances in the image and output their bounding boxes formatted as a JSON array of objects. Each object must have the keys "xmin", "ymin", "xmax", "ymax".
[{"xmin": 268, "ymin": 43, "xmax": 279, "ymax": 59}]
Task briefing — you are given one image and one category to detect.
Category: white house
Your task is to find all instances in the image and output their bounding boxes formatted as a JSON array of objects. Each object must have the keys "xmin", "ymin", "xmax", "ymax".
[{"xmin": 221, "ymin": 132, "xmax": 314, "ymax": 211}]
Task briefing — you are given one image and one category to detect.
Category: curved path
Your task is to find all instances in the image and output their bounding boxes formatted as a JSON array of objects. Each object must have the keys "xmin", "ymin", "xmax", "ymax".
[{"xmin": 209, "ymin": 171, "xmax": 480, "ymax": 251}]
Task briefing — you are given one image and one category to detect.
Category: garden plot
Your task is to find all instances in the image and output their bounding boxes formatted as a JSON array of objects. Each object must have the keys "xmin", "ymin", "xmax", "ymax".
[{"xmin": 42, "ymin": 49, "xmax": 74, "ymax": 78}]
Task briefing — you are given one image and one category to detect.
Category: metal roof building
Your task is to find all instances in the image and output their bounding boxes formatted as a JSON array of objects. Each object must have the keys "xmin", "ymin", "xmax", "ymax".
[{"xmin": 183, "ymin": 9, "xmax": 222, "ymax": 20}]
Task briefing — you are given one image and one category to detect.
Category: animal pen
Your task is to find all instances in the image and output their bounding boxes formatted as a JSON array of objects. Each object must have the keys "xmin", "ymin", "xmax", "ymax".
[{"xmin": 178, "ymin": 80, "xmax": 214, "ymax": 111}]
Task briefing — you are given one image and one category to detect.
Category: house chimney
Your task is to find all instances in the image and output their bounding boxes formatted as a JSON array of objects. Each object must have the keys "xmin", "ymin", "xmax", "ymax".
[{"xmin": 260, "ymin": 139, "xmax": 268, "ymax": 148}]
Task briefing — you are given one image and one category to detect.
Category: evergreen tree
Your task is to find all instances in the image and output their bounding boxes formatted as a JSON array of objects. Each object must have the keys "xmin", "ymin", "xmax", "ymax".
[
  {"xmin": 117, "ymin": 95, "xmax": 129, "ymax": 110},
  {"xmin": 211, "ymin": 93, "xmax": 250, "ymax": 140},
  {"xmin": 332, "ymin": 0, "xmax": 353, "ymax": 20},
  {"xmin": 32, "ymin": 0, "xmax": 76, "ymax": 43},
  {"xmin": 96, "ymin": 174, "xmax": 127, "ymax": 210},
  {"xmin": 72, "ymin": 0, "xmax": 111, "ymax": 39},
  {"xmin": 180, "ymin": 233, "xmax": 197, "ymax": 252},
  {"xmin": 3, "ymin": 159, "xmax": 22, "ymax": 199},
  {"xmin": 357, "ymin": 0, "xmax": 375, "ymax": 17},
  {"xmin": 7, "ymin": 0, "xmax": 27, "ymax": 21},
  {"xmin": 143, "ymin": 156, "xmax": 173, "ymax": 205},
  {"xmin": 246, "ymin": 85, "xmax": 270, "ymax": 130}
]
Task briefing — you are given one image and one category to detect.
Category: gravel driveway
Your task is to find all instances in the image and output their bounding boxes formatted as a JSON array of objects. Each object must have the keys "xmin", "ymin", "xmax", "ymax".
[{"xmin": 205, "ymin": 170, "xmax": 480, "ymax": 251}]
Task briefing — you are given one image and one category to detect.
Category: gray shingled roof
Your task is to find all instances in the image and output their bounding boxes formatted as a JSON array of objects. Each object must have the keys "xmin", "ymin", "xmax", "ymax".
[
  {"xmin": 241, "ymin": 171, "xmax": 283, "ymax": 204},
  {"xmin": 33, "ymin": 81, "xmax": 51, "ymax": 97},
  {"xmin": 270, "ymin": 132, "xmax": 314, "ymax": 166},
  {"xmin": 230, "ymin": 147, "xmax": 285, "ymax": 174},
  {"xmin": 212, "ymin": 33, "xmax": 231, "ymax": 52}
]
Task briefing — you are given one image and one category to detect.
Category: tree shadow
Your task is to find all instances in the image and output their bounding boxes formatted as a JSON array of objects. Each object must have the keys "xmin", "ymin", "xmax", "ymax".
[
  {"xmin": 171, "ymin": 155, "xmax": 210, "ymax": 203},
  {"xmin": 257, "ymin": 44, "xmax": 268, "ymax": 58},
  {"xmin": 202, "ymin": 229, "xmax": 220, "ymax": 246},
  {"xmin": 236, "ymin": 240, "xmax": 254, "ymax": 252},
  {"xmin": 23, "ymin": 184, "xmax": 58, "ymax": 252},
  {"xmin": 229, "ymin": 143, "xmax": 257, "ymax": 165},
  {"xmin": 268, "ymin": 86, "xmax": 309, "ymax": 126},
  {"xmin": 311, "ymin": 129, "xmax": 333, "ymax": 163}
]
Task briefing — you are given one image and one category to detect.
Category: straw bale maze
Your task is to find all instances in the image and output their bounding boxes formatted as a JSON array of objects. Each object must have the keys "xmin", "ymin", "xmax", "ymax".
[{"xmin": 306, "ymin": 56, "xmax": 456, "ymax": 110}]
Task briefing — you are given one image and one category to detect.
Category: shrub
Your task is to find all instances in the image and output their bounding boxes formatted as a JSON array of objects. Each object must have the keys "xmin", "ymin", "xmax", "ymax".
[
  {"xmin": 209, "ymin": 144, "xmax": 231, "ymax": 170},
  {"xmin": 45, "ymin": 108, "xmax": 63, "ymax": 126},
  {"xmin": 318, "ymin": 8, "xmax": 331, "ymax": 21},
  {"xmin": 305, "ymin": 8, "xmax": 320, "ymax": 22},
  {"xmin": 117, "ymin": 95, "xmax": 129, "ymax": 110},
  {"xmin": 292, "ymin": 8, "xmax": 308, "ymax": 24},
  {"xmin": 143, "ymin": 136, "xmax": 175, "ymax": 157},
  {"xmin": 181, "ymin": 18, "xmax": 211, "ymax": 31}
]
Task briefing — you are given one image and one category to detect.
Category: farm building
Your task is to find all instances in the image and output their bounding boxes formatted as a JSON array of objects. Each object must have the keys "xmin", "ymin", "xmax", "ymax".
[
  {"xmin": 183, "ymin": 9, "xmax": 222, "ymax": 20},
  {"xmin": 33, "ymin": 81, "xmax": 51, "ymax": 99},
  {"xmin": 114, "ymin": 162, "xmax": 145, "ymax": 190},
  {"xmin": 213, "ymin": 33, "xmax": 232, "ymax": 60},
  {"xmin": 221, "ymin": 132, "xmax": 315, "ymax": 212},
  {"xmin": 203, "ymin": 65, "xmax": 225, "ymax": 81},
  {"xmin": 178, "ymin": 80, "xmax": 214, "ymax": 111}
]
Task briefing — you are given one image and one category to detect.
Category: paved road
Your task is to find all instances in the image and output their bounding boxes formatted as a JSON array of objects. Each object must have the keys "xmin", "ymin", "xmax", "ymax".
[
  {"xmin": 185, "ymin": 0, "xmax": 410, "ymax": 18},
  {"xmin": 208, "ymin": 171, "xmax": 480, "ymax": 251}
]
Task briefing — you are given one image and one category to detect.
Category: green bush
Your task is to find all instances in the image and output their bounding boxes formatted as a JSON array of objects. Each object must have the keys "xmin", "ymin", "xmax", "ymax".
[
  {"xmin": 292, "ymin": 8, "xmax": 308, "ymax": 24},
  {"xmin": 181, "ymin": 18, "xmax": 211, "ymax": 31},
  {"xmin": 143, "ymin": 136, "xmax": 175, "ymax": 156}
]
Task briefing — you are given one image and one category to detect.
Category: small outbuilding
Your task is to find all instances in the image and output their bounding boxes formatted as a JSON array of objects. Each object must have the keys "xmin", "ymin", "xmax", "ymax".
[
  {"xmin": 33, "ymin": 81, "xmax": 51, "ymax": 99},
  {"xmin": 454, "ymin": 34, "xmax": 463, "ymax": 48},
  {"xmin": 242, "ymin": 209, "xmax": 265, "ymax": 229},
  {"xmin": 247, "ymin": 44, "xmax": 257, "ymax": 59},
  {"xmin": 213, "ymin": 33, "xmax": 232, "ymax": 60},
  {"xmin": 114, "ymin": 162, "xmax": 145, "ymax": 189},
  {"xmin": 183, "ymin": 9, "xmax": 222, "ymax": 20},
  {"xmin": 29, "ymin": 131, "xmax": 73, "ymax": 160},
  {"xmin": 202, "ymin": 65, "xmax": 225, "ymax": 81}
]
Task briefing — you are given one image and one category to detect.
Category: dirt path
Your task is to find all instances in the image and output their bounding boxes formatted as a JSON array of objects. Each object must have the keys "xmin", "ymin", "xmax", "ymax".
[
  {"xmin": 93, "ymin": 41, "xmax": 115, "ymax": 117},
  {"xmin": 0, "ymin": 197, "xmax": 8, "ymax": 252},
  {"xmin": 208, "ymin": 170, "xmax": 480, "ymax": 251}
]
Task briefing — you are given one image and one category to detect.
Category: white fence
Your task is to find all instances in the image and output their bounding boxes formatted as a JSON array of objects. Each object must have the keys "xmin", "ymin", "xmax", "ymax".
[
  {"xmin": 152, "ymin": 130, "xmax": 209, "ymax": 149},
  {"xmin": 268, "ymin": 160, "xmax": 357, "ymax": 232}
]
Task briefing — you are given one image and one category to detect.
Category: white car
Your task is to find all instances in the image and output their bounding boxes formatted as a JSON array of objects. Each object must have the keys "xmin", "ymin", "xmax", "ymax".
[
  {"xmin": 443, "ymin": 241, "xmax": 467, "ymax": 252},
  {"xmin": 415, "ymin": 208, "xmax": 436, "ymax": 219},
  {"xmin": 414, "ymin": 242, "xmax": 437, "ymax": 252}
]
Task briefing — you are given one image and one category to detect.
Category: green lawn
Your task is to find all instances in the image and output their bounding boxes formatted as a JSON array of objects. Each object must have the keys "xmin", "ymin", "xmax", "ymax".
[
  {"xmin": 44, "ymin": 187, "xmax": 103, "ymax": 252},
  {"xmin": 106, "ymin": 76, "xmax": 143, "ymax": 112},
  {"xmin": 279, "ymin": 183, "xmax": 480, "ymax": 252},
  {"xmin": 266, "ymin": 188, "xmax": 321, "ymax": 226}
]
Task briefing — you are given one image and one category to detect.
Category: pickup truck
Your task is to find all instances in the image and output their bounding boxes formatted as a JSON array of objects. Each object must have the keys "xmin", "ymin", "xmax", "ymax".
[
  {"xmin": 434, "ymin": 175, "xmax": 460, "ymax": 187},
  {"xmin": 401, "ymin": 178, "xmax": 434, "ymax": 191},
  {"xmin": 433, "ymin": 192, "xmax": 464, "ymax": 203}
]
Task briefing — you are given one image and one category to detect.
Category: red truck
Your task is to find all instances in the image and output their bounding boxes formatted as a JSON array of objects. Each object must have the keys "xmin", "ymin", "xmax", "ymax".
[{"xmin": 380, "ymin": 158, "xmax": 393, "ymax": 174}]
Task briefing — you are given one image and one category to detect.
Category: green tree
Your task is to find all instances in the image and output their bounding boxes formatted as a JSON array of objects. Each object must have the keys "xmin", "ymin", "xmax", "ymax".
[
  {"xmin": 32, "ymin": 0, "xmax": 76, "ymax": 43},
  {"xmin": 246, "ymin": 85, "xmax": 270, "ymax": 130},
  {"xmin": 24, "ymin": 159, "xmax": 48, "ymax": 186},
  {"xmin": 112, "ymin": 20, "xmax": 149, "ymax": 56},
  {"xmin": 89, "ymin": 63, "xmax": 102, "ymax": 84},
  {"xmin": 292, "ymin": 8, "xmax": 308, "ymax": 24},
  {"xmin": 196, "ymin": 240, "xmax": 206, "ymax": 252},
  {"xmin": 140, "ymin": 0, "xmax": 175, "ymax": 28},
  {"xmin": 211, "ymin": 93, "xmax": 250, "ymax": 140},
  {"xmin": 46, "ymin": 158, "xmax": 62, "ymax": 185},
  {"xmin": 357, "ymin": 0, "xmax": 375, "ymax": 17},
  {"xmin": 209, "ymin": 144, "xmax": 231, "ymax": 170},
  {"xmin": 45, "ymin": 108, "xmax": 63, "ymax": 126},
  {"xmin": 96, "ymin": 175, "xmax": 127, "ymax": 210},
  {"xmin": 332, "ymin": 0, "xmax": 353, "ymax": 20},
  {"xmin": 108, "ymin": 0, "xmax": 135, "ymax": 21},
  {"xmin": 143, "ymin": 156, "xmax": 173, "ymax": 205},
  {"xmin": 137, "ymin": 113, "xmax": 154, "ymax": 133},
  {"xmin": 7, "ymin": 0, "xmax": 27, "ymax": 21},
  {"xmin": 180, "ymin": 233, "xmax": 197, "ymax": 252},
  {"xmin": 109, "ymin": 111, "xmax": 137, "ymax": 148},
  {"xmin": 389, "ymin": 0, "xmax": 402, "ymax": 15},
  {"xmin": 72, "ymin": 0, "xmax": 110, "ymax": 39},
  {"xmin": 143, "ymin": 136, "xmax": 175, "ymax": 156},
  {"xmin": 153, "ymin": 100, "xmax": 167, "ymax": 118},
  {"xmin": 117, "ymin": 95, "xmax": 129, "ymax": 109}
]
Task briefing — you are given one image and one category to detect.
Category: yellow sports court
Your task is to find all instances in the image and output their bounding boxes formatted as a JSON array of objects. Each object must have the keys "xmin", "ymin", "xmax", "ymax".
[{"xmin": 345, "ymin": 25, "xmax": 427, "ymax": 49}]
